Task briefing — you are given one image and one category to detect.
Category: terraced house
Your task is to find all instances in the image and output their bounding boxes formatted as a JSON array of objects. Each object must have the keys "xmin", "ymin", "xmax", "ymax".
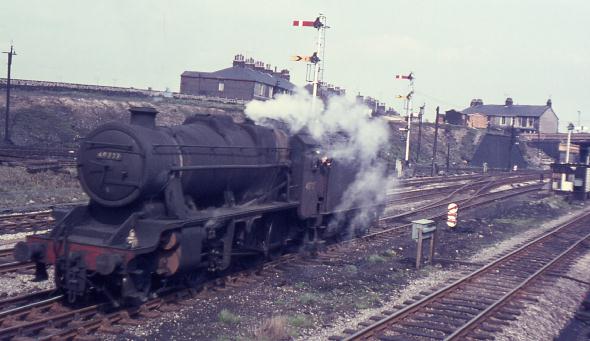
[
  {"xmin": 461, "ymin": 98, "xmax": 559, "ymax": 133},
  {"xmin": 180, "ymin": 54, "xmax": 295, "ymax": 101}
]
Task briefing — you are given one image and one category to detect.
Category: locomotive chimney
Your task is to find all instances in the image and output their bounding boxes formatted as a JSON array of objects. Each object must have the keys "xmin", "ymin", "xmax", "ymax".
[{"xmin": 129, "ymin": 106, "xmax": 158, "ymax": 128}]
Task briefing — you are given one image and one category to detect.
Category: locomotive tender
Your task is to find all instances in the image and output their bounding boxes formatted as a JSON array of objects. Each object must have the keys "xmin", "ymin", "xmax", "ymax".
[{"xmin": 15, "ymin": 107, "xmax": 381, "ymax": 304}]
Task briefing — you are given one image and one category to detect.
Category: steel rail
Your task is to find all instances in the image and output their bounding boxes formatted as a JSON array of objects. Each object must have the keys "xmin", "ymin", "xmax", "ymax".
[
  {"xmin": 0, "ymin": 261, "xmax": 35, "ymax": 274},
  {"xmin": 0, "ymin": 294, "xmax": 63, "ymax": 320},
  {"xmin": 446, "ymin": 230, "xmax": 590, "ymax": 340},
  {"xmin": 0, "ymin": 288, "xmax": 56, "ymax": 312},
  {"xmin": 343, "ymin": 209, "xmax": 590, "ymax": 340}
]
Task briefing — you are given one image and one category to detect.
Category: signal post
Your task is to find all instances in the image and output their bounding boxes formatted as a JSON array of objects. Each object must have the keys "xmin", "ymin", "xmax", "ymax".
[{"xmin": 291, "ymin": 15, "xmax": 327, "ymax": 113}]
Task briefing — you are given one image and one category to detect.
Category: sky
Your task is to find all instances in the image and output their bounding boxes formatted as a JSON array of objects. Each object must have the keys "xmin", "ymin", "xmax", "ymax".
[{"xmin": 0, "ymin": 0, "xmax": 588, "ymax": 131}]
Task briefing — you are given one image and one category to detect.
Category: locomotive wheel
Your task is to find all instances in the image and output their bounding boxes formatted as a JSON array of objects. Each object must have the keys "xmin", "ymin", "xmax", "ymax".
[{"xmin": 123, "ymin": 257, "xmax": 154, "ymax": 304}]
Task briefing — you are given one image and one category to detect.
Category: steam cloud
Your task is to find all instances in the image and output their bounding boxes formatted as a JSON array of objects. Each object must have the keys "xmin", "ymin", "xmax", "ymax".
[{"xmin": 245, "ymin": 89, "xmax": 392, "ymax": 238}]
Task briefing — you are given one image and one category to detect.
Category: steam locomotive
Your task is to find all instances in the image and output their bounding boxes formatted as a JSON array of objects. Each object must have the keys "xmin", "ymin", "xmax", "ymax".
[{"xmin": 15, "ymin": 107, "xmax": 382, "ymax": 305}]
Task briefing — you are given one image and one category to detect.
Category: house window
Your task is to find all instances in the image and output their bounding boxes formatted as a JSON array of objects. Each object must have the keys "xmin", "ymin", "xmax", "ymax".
[
  {"xmin": 254, "ymin": 83, "xmax": 266, "ymax": 97},
  {"xmin": 520, "ymin": 117, "xmax": 527, "ymax": 127},
  {"xmin": 528, "ymin": 118, "xmax": 534, "ymax": 127},
  {"xmin": 218, "ymin": 82, "xmax": 224, "ymax": 92},
  {"xmin": 254, "ymin": 83, "xmax": 264, "ymax": 96},
  {"xmin": 501, "ymin": 116, "xmax": 506, "ymax": 125}
]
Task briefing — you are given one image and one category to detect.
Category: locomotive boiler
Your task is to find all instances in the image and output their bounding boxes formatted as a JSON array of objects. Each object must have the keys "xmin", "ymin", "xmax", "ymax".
[{"xmin": 15, "ymin": 107, "xmax": 381, "ymax": 305}]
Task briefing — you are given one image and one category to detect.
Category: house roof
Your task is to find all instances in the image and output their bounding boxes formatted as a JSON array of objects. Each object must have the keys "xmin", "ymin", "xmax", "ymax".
[
  {"xmin": 461, "ymin": 104, "xmax": 551, "ymax": 118},
  {"xmin": 182, "ymin": 66, "xmax": 296, "ymax": 91}
]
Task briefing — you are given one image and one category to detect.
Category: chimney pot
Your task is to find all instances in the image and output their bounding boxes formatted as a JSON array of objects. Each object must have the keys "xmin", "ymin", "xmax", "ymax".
[{"xmin": 232, "ymin": 54, "xmax": 245, "ymax": 67}]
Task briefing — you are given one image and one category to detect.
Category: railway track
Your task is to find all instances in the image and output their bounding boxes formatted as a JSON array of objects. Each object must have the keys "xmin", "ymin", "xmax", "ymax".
[
  {"xmin": 0, "ymin": 173, "xmax": 543, "ymax": 236},
  {"xmin": 388, "ymin": 173, "xmax": 538, "ymax": 206},
  {"xmin": 0, "ymin": 210, "xmax": 54, "ymax": 233},
  {"xmin": 395, "ymin": 170, "xmax": 544, "ymax": 189},
  {"xmin": 0, "ymin": 260, "xmax": 35, "ymax": 275},
  {"xmin": 0, "ymin": 173, "xmax": 542, "ymax": 279},
  {"xmin": 383, "ymin": 176, "xmax": 544, "ymax": 226},
  {"xmin": 0, "ymin": 146, "xmax": 77, "ymax": 173},
  {"xmin": 0, "ymin": 174, "xmax": 548, "ymax": 339},
  {"xmin": 335, "ymin": 209, "xmax": 590, "ymax": 340},
  {"xmin": 0, "ymin": 248, "xmax": 35, "ymax": 275}
]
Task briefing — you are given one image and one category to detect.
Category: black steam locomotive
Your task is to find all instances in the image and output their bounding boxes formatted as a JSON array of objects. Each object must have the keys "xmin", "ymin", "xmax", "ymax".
[{"xmin": 15, "ymin": 107, "xmax": 382, "ymax": 305}]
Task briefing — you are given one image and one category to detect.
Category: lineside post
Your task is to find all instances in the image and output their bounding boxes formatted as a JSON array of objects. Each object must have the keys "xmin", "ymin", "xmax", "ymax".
[
  {"xmin": 311, "ymin": 15, "xmax": 326, "ymax": 113},
  {"xmin": 431, "ymin": 106, "xmax": 440, "ymax": 176},
  {"xmin": 3, "ymin": 44, "xmax": 16, "ymax": 144},
  {"xmin": 416, "ymin": 104, "xmax": 424, "ymax": 164},
  {"xmin": 412, "ymin": 219, "xmax": 436, "ymax": 269}
]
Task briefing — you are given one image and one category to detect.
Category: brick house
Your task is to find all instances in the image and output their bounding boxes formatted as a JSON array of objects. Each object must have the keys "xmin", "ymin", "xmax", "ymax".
[
  {"xmin": 180, "ymin": 54, "xmax": 295, "ymax": 101},
  {"xmin": 461, "ymin": 98, "xmax": 558, "ymax": 133},
  {"xmin": 444, "ymin": 110, "xmax": 487, "ymax": 129},
  {"xmin": 466, "ymin": 113, "xmax": 488, "ymax": 129}
]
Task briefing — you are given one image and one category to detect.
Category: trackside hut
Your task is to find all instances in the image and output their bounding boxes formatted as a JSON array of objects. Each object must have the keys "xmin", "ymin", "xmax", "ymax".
[
  {"xmin": 471, "ymin": 132, "xmax": 527, "ymax": 170},
  {"xmin": 180, "ymin": 54, "xmax": 295, "ymax": 101}
]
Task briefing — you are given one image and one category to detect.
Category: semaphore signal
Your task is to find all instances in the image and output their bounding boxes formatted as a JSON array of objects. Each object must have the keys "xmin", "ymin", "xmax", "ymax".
[
  {"xmin": 395, "ymin": 72, "xmax": 415, "ymax": 164},
  {"xmin": 291, "ymin": 14, "xmax": 328, "ymax": 113}
]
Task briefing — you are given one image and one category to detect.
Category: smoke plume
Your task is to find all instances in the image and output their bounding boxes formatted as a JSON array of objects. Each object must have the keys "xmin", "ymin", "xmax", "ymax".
[{"xmin": 245, "ymin": 89, "xmax": 392, "ymax": 237}]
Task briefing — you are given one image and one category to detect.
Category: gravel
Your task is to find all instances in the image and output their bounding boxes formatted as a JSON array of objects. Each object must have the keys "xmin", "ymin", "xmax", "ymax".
[
  {"xmin": 0, "ymin": 269, "xmax": 54, "ymax": 297},
  {"xmin": 495, "ymin": 250, "xmax": 590, "ymax": 341},
  {"xmin": 468, "ymin": 205, "xmax": 589, "ymax": 264},
  {"xmin": 301, "ymin": 266, "xmax": 467, "ymax": 340},
  {"xmin": 95, "ymin": 192, "xmax": 580, "ymax": 340},
  {"xmin": 308, "ymin": 202, "xmax": 590, "ymax": 341}
]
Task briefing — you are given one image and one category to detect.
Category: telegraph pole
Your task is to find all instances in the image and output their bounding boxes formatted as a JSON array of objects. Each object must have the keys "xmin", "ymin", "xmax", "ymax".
[
  {"xmin": 446, "ymin": 135, "xmax": 451, "ymax": 173},
  {"xmin": 3, "ymin": 44, "xmax": 16, "ymax": 144},
  {"xmin": 431, "ymin": 106, "xmax": 440, "ymax": 176},
  {"xmin": 507, "ymin": 118, "xmax": 516, "ymax": 171},
  {"xmin": 415, "ymin": 104, "xmax": 425, "ymax": 164}
]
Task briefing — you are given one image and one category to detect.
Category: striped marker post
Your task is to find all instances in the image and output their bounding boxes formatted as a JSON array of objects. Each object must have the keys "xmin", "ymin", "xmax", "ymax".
[{"xmin": 447, "ymin": 203, "xmax": 458, "ymax": 228}]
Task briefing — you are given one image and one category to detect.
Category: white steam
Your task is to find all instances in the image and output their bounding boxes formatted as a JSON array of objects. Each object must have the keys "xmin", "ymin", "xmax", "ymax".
[{"xmin": 246, "ymin": 89, "xmax": 392, "ymax": 238}]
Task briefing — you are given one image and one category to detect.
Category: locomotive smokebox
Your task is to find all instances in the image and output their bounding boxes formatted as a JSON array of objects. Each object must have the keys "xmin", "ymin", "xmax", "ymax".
[{"xmin": 129, "ymin": 106, "xmax": 157, "ymax": 128}]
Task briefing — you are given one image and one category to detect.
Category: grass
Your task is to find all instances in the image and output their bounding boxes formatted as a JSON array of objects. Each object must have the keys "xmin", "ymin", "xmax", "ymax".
[
  {"xmin": 493, "ymin": 217, "xmax": 538, "ymax": 226},
  {"xmin": 298, "ymin": 292, "xmax": 320, "ymax": 305},
  {"xmin": 288, "ymin": 314, "xmax": 314, "ymax": 329},
  {"xmin": 293, "ymin": 281, "xmax": 306, "ymax": 289},
  {"xmin": 254, "ymin": 316, "xmax": 290, "ymax": 341},
  {"xmin": 367, "ymin": 254, "xmax": 387, "ymax": 263},
  {"xmin": 382, "ymin": 249, "xmax": 398, "ymax": 258},
  {"xmin": 344, "ymin": 264, "xmax": 358, "ymax": 275},
  {"xmin": 218, "ymin": 309, "xmax": 241, "ymax": 325},
  {"xmin": 353, "ymin": 291, "xmax": 382, "ymax": 309}
]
